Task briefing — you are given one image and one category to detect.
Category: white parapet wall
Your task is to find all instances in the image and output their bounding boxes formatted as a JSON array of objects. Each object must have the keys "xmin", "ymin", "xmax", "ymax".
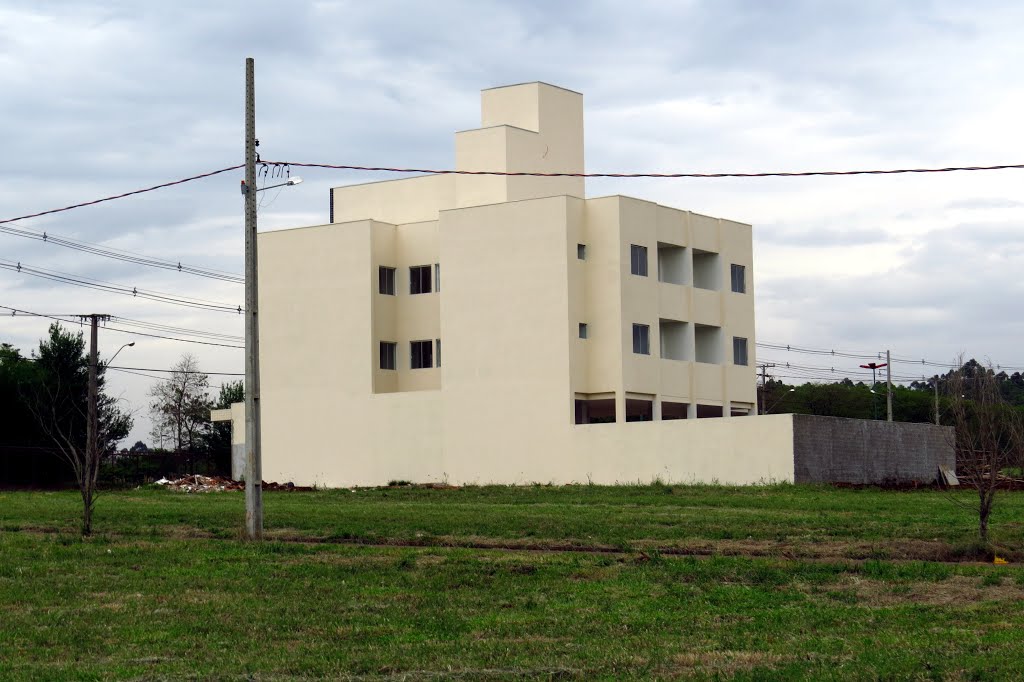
[{"xmin": 231, "ymin": 400, "xmax": 796, "ymax": 487}]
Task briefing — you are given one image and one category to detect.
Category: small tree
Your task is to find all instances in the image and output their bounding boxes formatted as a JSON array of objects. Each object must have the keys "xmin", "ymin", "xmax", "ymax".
[
  {"xmin": 148, "ymin": 354, "xmax": 212, "ymax": 472},
  {"xmin": 947, "ymin": 358, "xmax": 1024, "ymax": 543},
  {"xmin": 23, "ymin": 324, "xmax": 132, "ymax": 535}
]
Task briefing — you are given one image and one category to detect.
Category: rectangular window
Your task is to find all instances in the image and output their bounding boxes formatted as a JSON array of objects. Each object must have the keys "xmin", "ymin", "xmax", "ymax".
[
  {"xmin": 577, "ymin": 243, "xmax": 587, "ymax": 260},
  {"xmin": 411, "ymin": 340, "xmax": 433, "ymax": 369},
  {"xmin": 410, "ymin": 265, "xmax": 432, "ymax": 294},
  {"xmin": 632, "ymin": 323, "xmax": 650, "ymax": 355},
  {"xmin": 378, "ymin": 266, "xmax": 396, "ymax": 295},
  {"xmin": 630, "ymin": 244, "xmax": 648, "ymax": 277},
  {"xmin": 434, "ymin": 263, "xmax": 441, "ymax": 292},
  {"xmin": 733, "ymin": 336, "xmax": 749, "ymax": 366},
  {"xmin": 579, "ymin": 322, "xmax": 588, "ymax": 339},
  {"xmin": 379, "ymin": 341, "xmax": 396, "ymax": 370},
  {"xmin": 731, "ymin": 264, "xmax": 746, "ymax": 293},
  {"xmin": 435, "ymin": 338, "xmax": 441, "ymax": 367}
]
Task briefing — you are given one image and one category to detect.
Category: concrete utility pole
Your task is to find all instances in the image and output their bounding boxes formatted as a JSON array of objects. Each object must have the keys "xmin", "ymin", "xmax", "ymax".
[
  {"xmin": 934, "ymin": 374, "xmax": 940, "ymax": 425},
  {"xmin": 886, "ymin": 350, "xmax": 893, "ymax": 422},
  {"xmin": 86, "ymin": 314, "xmax": 109, "ymax": 484},
  {"xmin": 757, "ymin": 363, "xmax": 776, "ymax": 415},
  {"xmin": 244, "ymin": 57, "xmax": 263, "ymax": 540}
]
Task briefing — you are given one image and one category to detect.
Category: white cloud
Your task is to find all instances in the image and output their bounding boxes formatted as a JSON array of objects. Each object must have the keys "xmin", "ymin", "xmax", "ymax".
[{"xmin": 3, "ymin": 0, "xmax": 1024, "ymax": 443}]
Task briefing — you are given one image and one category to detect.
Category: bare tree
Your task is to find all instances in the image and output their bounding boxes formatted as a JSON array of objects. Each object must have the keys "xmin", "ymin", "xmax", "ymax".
[
  {"xmin": 947, "ymin": 357, "xmax": 1024, "ymax": 544},
  {"xmin": 148, "ymin": 354, "xmax": 211, "ymax": 470},
  {"xmin": 23, "ymin": 324, "xmax": 132, "ymax": 535}
]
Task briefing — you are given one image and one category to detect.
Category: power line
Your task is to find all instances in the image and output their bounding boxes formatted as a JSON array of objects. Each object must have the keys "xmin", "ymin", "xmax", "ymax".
[
  {"xmin": 0, "ymin": 260, "xmax": 243, "ymax": 314},
  {"xmin": 263, "ymin": 160, "xmax": 1024, "ymax": 179},
  {"xmin": 1, "ymin": 306, "xmax": 244, "ymax": 349},
  {"xmin": 0, "ymin": 222, "xmax": 243, "ymax": 283},
  {"xmin": 107, "ymin": 365, "xmax": 243, "ymax": 376},
  {"xmin": 0, "ymin": 165, "xmax": 243, "ymax": 227},
  {"xmin": 758, "ymin": 341, "xmax": 1024, "ymax": 373}
]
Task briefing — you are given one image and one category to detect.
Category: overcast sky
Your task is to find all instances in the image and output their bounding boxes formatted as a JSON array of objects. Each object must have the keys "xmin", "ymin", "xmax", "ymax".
[{"xmin": 2, "ymin": 0, "xmax": 1023, "ymax": 445}]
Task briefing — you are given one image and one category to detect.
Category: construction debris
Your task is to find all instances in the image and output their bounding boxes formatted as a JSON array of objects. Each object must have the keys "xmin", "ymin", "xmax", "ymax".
[{"xmin": 154, "ymin": 475, "xmax": 310, "ymax": 493}]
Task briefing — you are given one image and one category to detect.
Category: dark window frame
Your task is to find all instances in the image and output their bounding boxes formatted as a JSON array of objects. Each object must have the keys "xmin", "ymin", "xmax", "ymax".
[
  {"xmin": 577, "ymin": 243, "xmax": 587, "ymax": 260},
  {"xmin": 579, "ymin": 322, "xmax": 588, "ymax": 339}
]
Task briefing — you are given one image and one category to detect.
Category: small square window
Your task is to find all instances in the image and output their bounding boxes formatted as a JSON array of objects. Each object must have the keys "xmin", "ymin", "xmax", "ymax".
[
  {"xmin": 632, "ymin": 323, "xmax": 650, "ymax": 355},
  {"xmin": 733, "ymin": 337, "xmax": 748, "ymax": 366},
  {"xmin": 579, "ymin": 323, "xmax": 588, "ymax": 339},
  {"xmin": 411, "ymin": 340, "xmax": 433, "ymax": 369},
  {"xmin": 378, "ymin": 266, "xmax": 396, "ymax": 295},
  {"xmin": 630, "ymin": 244, "xmax": 648, "ymax": 277},
  {"xmin": 410, "ymin": 265, "xmax": 432, "ymax": 294},
  {"xmin": 379, "ymin": 341, "xmax": 397, "ymax": 370},
  {"xmin": 730, "ymin": 264, "xmax": 746, "ymax": 294},
  {"xmin": 577, "ymin": 243, "xmax": 587, "ymax": 260}
]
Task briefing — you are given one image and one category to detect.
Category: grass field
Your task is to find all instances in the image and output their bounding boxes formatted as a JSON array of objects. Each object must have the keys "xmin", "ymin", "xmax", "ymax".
[{"xmin": 2, "ymin": 484, "xmax": 1024, "ymax": 679}]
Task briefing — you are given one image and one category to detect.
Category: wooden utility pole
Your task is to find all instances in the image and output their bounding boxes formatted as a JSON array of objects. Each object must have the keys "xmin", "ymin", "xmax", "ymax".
[
  {"xmin": 886, "ymin": 350, "xmax": 893, "ymax": 422},
  {"xmin": 244, "ymin": 57, "xmax": 263, "ymax": 540}
]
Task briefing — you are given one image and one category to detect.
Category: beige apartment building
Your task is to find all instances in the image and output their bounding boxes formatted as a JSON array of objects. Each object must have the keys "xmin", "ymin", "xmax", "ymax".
[{"xmin": 256, "ymin": 82, "xmax": 792, "ymax": 487}]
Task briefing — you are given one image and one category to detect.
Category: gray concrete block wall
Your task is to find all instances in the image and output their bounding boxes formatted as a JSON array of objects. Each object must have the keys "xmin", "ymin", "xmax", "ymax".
[{"xmin": 792, "ymin": 414, "xmax": 954, "ymax": 484}]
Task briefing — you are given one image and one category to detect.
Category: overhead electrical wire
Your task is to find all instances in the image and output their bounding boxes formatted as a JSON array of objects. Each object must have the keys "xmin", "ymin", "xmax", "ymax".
[
  {"xmin": 262, "ymin": 160, "xmax": 1024, "ymax": 179},
  {"xmin": 0, "ymin": 165, "xmax": 243, "ymax": 227},
  {"xmin": 0, "ymin": 260, "xmax": 243, "ymax": 314},
  {"xmin": 107, "ymin": 365, "xmax": 243, "ymax": 376},
  {"xmin": 1, "ymin": 306, "xmax": 244, "ymax": 349},
  {"xmin": 0, "ymin": 222, "xmax": 243, "ymax": 283}
]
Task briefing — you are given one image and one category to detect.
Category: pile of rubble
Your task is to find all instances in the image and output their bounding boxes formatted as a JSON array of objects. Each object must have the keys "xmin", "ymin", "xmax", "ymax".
[{"xmin": 154, "ymin": 475, "xmax": 308, "ymax": 493}]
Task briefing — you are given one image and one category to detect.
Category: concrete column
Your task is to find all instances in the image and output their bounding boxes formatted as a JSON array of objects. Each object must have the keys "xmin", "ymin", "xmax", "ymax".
[
  {"xmin": 653, "ymin": 395, "xmax": 662, "ymax": 420},
  {"xmin": 687, "ymin": 402, "xmax": 697, "ymax": 419},
  {"xmin": 615, "ymin": 391, "xmax": 626, "ymax": 423}
]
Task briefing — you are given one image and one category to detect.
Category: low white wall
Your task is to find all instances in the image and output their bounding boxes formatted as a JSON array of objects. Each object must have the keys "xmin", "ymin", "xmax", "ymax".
[{"xmin": 258, "ymin": 398, "xmax": 795, "ymax": 487}]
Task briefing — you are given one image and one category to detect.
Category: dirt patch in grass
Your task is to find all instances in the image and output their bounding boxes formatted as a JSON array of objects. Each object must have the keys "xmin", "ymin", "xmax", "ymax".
[
  {"xmin": 667, "ymin": 649, "xmax": 793, "ymax": 674},
  {"xmin": 808, "ymin": 575, "xmax": 1024, "ymax": 607}
]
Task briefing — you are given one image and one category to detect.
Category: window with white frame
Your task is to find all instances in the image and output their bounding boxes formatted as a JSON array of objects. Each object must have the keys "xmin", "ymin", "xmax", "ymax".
[
  {"xmin": 730, "ymin": 264, "xmax": 746, "ymax": 294},
  {"xmin": 409, "ymin": 265, "xmax": 432, "ymax": 294},
  {"xmin": 733, "ymin": 336, "xmax": 749, "ymax": 366},
  {"xmin": 379, "ymin": 341, "xmax": 397, "ymax": 370},
  {"xmin": 378, "ymin": 266, "xmax": 396, "ymax": 295},
  {"xmin": 411, "ymin": 340, "xmax": 433, "ymax": 369}
]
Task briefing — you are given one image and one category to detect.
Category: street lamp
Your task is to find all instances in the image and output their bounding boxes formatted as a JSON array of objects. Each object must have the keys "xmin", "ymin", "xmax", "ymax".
[
  {"xmin": 859, "ymin": 362, "xmax": 887, "ymax": 419},
  {"xmin": 766, "ymin": 388, "xmax": 796, "ymax": 414},
  {"xmin": 105, "ymin": 341, "xmax": 135, "ymax": 367},
  {"xmin": 241, "ymin": 176, "xmax": 303, "ymax": 194}
]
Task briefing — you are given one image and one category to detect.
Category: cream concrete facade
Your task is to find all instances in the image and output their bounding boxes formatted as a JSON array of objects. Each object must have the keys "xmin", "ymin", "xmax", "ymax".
[{"xmin": 257, "ymin": 82, "xmax": 767, "ymax": 487}]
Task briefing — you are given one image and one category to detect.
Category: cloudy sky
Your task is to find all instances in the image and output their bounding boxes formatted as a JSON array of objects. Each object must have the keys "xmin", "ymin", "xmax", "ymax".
[{"xmin": 2, "ymin": 0, "xmax": 1023, "ymax": 444}]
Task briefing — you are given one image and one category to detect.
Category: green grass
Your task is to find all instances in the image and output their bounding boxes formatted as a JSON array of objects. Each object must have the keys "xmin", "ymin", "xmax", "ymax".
[{"xmin": 2, "ymin": 485, "xmax": 1024, "ymax": 679}]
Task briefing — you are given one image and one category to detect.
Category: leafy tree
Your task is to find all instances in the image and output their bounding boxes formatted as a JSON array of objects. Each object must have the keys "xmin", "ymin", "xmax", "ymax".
[{"xmin": 21, "ymin": 324, "xmax": 132, "ymax": 534}]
